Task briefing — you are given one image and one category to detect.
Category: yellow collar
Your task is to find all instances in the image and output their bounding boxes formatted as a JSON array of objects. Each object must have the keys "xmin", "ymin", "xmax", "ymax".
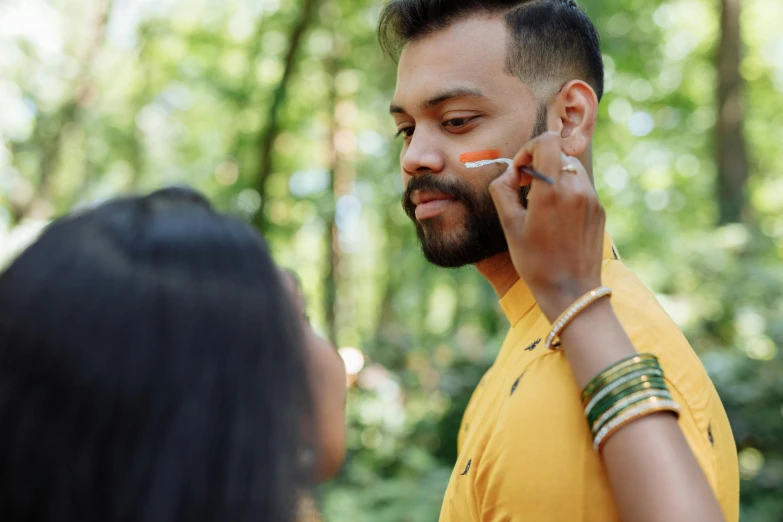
[{"xmin": 499, "ymin": 232, "xmax": 619, "ymax": 326}]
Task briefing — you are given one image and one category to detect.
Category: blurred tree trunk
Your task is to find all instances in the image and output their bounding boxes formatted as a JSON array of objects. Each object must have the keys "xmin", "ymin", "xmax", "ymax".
[
  {"xmin": 324, "ymin": 49, "xmax": 340, "ymax": 346},
  {"xmin": 323, "ymin": 25, "xmax": 357, "ymax": 346},
  {"xmin": 127, "ymin": 42, "xmax": 153, "ymax": 191},
  {"xmin": 715, "ymin": 0, "xmax": 749, "ymax": 224},
  {"xmin": 10, "ymin": 0, "xmax": 112, "ymax": 223},
  {"xmin": 253, "ymin": 0, "xmax": 318, "ymax": 232}
]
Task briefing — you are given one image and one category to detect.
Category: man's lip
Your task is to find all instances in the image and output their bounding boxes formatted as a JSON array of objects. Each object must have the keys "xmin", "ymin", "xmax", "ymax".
[
  {"xmin": 415, "ymin": 199, "xmax": 455, "ymax": 221},
  {"xmin": 411, "ymin": 190, "xmax": 455, "ymax": 206}
]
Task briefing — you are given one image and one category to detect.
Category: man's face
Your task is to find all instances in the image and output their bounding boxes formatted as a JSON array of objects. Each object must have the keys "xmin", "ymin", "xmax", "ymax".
[{"xmin": 391, "ymin": 15, "xmax": 546, "ymax": 268}]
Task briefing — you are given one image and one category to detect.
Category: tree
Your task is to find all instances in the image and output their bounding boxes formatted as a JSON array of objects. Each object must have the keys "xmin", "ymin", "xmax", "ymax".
[
  {"xmin": 253, "ymin": 0, "xmax": 319, "ymax": 232},
  {"xmin": 1, "ymin": 0, "xmax": 781, "ymax": 519},
  {"xmin": 715, "ymin": 0, "xmax": 749, "ymax": 224}
]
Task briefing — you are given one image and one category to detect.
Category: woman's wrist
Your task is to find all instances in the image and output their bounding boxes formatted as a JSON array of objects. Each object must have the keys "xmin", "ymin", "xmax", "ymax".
[
  {"xmin": 534, "ymin": 277, "xmax": 604, "ymax": 322},
  {"xmin": 555, "ymin": 298, "xmax": 639, "ymax": 388}
]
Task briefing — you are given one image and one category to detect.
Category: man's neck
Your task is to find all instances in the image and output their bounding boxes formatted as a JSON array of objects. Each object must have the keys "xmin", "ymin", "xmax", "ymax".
[{"xmin": 475, "ymin": 252, "xmax": 521, "ymax": 298}]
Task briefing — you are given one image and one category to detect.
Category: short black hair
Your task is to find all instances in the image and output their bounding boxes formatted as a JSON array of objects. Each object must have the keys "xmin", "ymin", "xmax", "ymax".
[
  {"xmin": 0, "ymin": 186, "xmax": 312, "ymax": 522},
  {"xmin": 378, "ymin": 0, "xmax": 604, "ymax": 101}
]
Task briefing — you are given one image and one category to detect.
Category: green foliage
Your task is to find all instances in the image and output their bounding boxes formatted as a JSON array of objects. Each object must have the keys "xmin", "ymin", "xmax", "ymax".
[{"xmin": 0, "ymin": 0, "xmax": 781, "ymax": 520}]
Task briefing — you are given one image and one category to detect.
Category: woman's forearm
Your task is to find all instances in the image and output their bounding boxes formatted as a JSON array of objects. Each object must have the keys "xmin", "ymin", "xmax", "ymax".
[{"xmin": 556, "ymin": 298, "xmax": 725, "ymax": 522}]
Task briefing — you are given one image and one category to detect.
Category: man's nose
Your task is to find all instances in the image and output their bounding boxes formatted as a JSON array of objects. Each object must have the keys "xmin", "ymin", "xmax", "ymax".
[{"xmin": 401, "ymin": 129, "xmax": 446, "ymax": 176}]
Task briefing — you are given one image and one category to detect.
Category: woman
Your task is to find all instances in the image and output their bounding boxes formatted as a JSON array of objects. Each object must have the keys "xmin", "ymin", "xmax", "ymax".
[{"xmin": 0, "ymin": 187, "xmax": 346, "ymax": 522}]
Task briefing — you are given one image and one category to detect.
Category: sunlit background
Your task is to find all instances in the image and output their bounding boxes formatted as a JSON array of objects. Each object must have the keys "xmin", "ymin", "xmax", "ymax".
[{"xmin": 1, "ymin": 0, "xmax": 782, "ymax": 520}]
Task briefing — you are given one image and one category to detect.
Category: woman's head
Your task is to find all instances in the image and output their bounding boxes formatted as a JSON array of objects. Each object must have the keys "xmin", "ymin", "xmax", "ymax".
[{"xmin": 0, "ymin": 187, "xmax": 323, "ymax": 522}]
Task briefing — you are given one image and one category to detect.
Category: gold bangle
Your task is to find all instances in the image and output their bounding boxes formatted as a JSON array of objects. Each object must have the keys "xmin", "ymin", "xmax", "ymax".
[
  {"xmin": 546, "ymin": 286, "xmax": 612, "ymax": 350},
  {"xmin": 581, "ymin": 354, "xmax": 659, "ymax": 403},
  {"xmin": 593, "ymin": 397, "xmax": 681, "ymax": 452}
]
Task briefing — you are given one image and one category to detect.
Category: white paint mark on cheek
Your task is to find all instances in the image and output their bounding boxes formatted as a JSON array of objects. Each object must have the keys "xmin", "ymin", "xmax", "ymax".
[{"xmin": 464, "ymin": 158, "xmax": 513, "ymax": 169}]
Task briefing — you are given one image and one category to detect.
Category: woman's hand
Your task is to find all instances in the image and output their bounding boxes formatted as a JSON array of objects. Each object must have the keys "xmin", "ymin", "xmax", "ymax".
[
  {"xmin": 489, "ymin": 131, "xmax": 606, "ymax": 321},
  {"xmin": 491, "ymin": 134, "xmax": 727, "ymax": 522}
]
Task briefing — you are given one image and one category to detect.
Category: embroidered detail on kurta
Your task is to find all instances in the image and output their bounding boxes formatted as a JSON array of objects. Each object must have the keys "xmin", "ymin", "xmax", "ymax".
[
  {"xmin": 524, "ymin": 339, "xmax": 541, "ymax": 351},
  {"xmin": 510, "ymin": 373, "xmax": 525, "ymax": 395}
]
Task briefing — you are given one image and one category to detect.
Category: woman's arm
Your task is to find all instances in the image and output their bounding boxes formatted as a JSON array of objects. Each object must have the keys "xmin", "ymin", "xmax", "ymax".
[
  {"xmin": 557, "ymin": 300, "xmax": 724, "ymax": 522},
  {"xmin": 489, "ymin": 131, "xmax": 725, "ymax": 522}
]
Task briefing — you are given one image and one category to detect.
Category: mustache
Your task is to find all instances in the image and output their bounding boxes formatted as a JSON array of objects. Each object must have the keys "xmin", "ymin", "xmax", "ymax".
[{"xmin": 402, "ymin": 174, "xmax": 476, "ymax": 219}]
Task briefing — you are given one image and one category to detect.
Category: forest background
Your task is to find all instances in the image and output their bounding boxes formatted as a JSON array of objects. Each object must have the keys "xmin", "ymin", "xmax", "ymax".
[{"xmin": 0, "ymin": 0, "xmax": 781, "ymax": 519}]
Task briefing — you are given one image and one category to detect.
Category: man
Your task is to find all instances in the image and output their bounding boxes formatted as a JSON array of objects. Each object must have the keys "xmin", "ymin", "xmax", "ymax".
[{"xmin": 379, "ymin": 1, "xmax": 739, "ymax": 521}]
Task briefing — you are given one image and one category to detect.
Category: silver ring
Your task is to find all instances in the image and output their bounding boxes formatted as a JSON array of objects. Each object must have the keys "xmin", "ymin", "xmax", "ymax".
[{"xmin": 561, "ymin": 164, "xmax": 578, "ymax": 173}]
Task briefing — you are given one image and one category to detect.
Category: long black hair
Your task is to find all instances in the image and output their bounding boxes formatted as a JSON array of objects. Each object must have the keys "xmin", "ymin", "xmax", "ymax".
[{"xmin": 0, "ymin": 187, "xmax": 313, "ymax": 522}]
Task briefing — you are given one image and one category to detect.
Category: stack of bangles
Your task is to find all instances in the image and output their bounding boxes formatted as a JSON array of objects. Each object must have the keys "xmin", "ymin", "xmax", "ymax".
[
  {"xmin": 583, "ymin": 353, "xmax": 680, "ymax": 451},
  {"xmin": 545, "ymin": 287, "xmax": 681, "ymax": 452}
]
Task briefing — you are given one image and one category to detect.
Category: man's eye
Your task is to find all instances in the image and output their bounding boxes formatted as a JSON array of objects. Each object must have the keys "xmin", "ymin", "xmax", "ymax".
[
  {"xmin": 443, "ymin": 116, "xmax": 478, "ymax": 129},
  {"xmin": 443, "ymin": 117, "xmax": 475, "ymax": 128},
  {"xmin": 395, "ymin": 127, "xmax": 415, "ymax": 139}
]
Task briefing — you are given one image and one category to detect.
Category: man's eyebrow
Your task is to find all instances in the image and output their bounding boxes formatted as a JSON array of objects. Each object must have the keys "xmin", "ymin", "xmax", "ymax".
[
  {"xmin": 389, "ymin": 87, "xmax": 487, "ymax": 114},
  {"xmin": 422, "ymin": 87, "xmax": 486, "ymax": 109}
]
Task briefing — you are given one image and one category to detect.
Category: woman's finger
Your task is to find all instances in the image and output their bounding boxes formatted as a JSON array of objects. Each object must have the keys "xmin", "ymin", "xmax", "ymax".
[
  {"xmin": 489, "ymin": 166, "xmax": 528, "ymax": 238},
  {"xmin": 513, "ymin": 131, "xmax": 565, "ymax": 187}
]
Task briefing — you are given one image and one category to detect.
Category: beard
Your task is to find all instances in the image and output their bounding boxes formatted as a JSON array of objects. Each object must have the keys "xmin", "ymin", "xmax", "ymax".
[
  {"xmin": 402, "ymin": 173, "xmax": 509, "ymax": 267},
  {"xmin": 402, "ymin": 105, "xmax": 548, "ymax": 268}
]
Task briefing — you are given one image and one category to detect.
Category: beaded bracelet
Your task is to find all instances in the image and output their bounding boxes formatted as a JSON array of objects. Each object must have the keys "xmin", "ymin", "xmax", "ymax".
[{"xmin": 545, "ymin": 286, "xmax": 612, "ymax": 350}]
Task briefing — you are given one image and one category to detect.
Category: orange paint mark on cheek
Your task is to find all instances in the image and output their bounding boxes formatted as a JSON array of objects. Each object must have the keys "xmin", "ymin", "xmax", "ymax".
[{"xmin": 458, "ymin": 149, "xmax": 502, "ymax": 163}]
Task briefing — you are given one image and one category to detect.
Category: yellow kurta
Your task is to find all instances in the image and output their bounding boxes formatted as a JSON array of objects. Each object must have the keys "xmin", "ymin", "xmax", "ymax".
[{"xmin": 438, "ymin": 234, "xmax": 739, "ymax": 522}]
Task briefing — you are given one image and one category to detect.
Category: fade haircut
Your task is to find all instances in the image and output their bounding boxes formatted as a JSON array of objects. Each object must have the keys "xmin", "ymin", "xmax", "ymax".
[{"xmin": 378, "ymin": 0, "xmax": 604, "ymax": 101}]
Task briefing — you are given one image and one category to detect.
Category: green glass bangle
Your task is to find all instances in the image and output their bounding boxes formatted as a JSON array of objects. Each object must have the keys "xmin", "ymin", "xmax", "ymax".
[
  {"xmin": 581, "ymin": 354, "xmax": 660, "ymax": 403},
  {"xmin": 584, "ymin": 368, "xmax": 665, "ymax": 417},
  {"xmin": 588, "ymin": 379, "xmax": 668, "ymax": 427},
  {"xmin": 581, "ymin": 353, "xmax": 658, "ymax": 401},
  {"xmin": 587, "ymin": 379, "xmax": 669, "ymax": 426},
  {"xmin": 591, "ymin": 390, "xmax": 675, "ymax": 437},
  {"xmin": 588, "ymin": 375, "xmax": 667, "ymax": 421},
  {"xmin": 583, "ymin": 360, "xmax": 662, "ymax": 407}
]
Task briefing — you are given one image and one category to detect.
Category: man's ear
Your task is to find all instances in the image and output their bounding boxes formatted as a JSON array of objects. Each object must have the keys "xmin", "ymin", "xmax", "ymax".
[{"xmin": 547, "ymin": 80, "xmax": 598, "ymax": 157}]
